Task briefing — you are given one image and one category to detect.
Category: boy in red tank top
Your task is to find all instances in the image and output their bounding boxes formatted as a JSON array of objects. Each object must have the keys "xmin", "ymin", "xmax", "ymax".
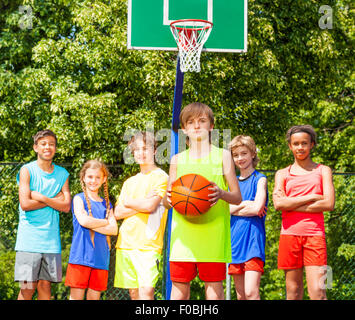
[{"xmin": 273, "ymin": 125, "xmax": 335, "ymax": 300}]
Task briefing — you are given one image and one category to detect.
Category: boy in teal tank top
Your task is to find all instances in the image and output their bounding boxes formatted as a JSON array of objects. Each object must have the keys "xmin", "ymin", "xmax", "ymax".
[
  {"xmin": 163, "ymin": 103, "xmax": 242, "ymax": 300},
  {"xmin": 14, "ymin": 130, "xmax": 71, "ymax": 300}
]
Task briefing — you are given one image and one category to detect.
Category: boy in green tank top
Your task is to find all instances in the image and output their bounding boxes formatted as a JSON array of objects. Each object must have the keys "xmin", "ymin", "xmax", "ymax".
[{"xmin": 163, "ymin": 102, "xmax": 242, "ymax": 300}]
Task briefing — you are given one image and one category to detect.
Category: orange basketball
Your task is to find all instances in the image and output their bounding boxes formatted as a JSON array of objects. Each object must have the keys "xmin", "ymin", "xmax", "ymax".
[{"xmin": 171, "ymin": 174, "xmax": 213, "ymax": 216}]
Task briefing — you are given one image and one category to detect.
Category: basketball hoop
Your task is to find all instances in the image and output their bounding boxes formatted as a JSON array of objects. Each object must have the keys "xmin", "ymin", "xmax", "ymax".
[{"xmin": 170, "ymin": 19, "xmax": 213, "ymax": 73}]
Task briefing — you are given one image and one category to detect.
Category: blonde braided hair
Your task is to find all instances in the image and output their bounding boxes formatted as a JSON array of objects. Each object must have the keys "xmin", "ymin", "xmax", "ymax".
[{"xmin": 79, "ymin": 160, "xmax": 111, "ymax": 248}]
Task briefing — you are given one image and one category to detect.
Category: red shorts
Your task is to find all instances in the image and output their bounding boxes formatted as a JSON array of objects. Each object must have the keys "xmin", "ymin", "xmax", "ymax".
[
  {"xmin": 65, "ymin": 263, "xmax": 109, "ymax": 291},
  {"xmin": 228, "ymin": 257, "xmax": 264, "ymax": 275},
  {"xmin": 278, "ymin": 235, "xmax": 327, "ymax": 269},
  {"xmin": 170, "ymin": 261, "xmax": 226, "ymax": 283}
]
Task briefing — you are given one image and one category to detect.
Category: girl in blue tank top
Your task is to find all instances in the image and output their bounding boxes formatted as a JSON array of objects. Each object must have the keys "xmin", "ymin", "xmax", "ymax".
[
  {"xmin": 228, "ymin": 136, "xmax": 268, "ymax": 300},
  {"xmin": 65, "ymin": 160, "xmax": 117, "ymax": 300}
]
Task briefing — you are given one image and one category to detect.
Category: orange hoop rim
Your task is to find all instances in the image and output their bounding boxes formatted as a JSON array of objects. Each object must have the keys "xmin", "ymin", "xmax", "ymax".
[{"xmin": 170, "ymin": 19, "xmax": 213, "ymax": 32}]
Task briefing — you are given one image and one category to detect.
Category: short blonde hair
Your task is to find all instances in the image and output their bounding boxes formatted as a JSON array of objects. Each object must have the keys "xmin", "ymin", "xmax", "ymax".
[
  {"xmin": 229, "ymin": 135, "xmax": 260, "ymax": 168},
  {"xmin": 179, "ymin": 102, "xmax": 214, "ymax": 129}
]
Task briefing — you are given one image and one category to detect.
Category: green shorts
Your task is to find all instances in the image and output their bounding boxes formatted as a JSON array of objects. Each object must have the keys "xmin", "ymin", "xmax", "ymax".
[{"xmin": 114, "ymin": 249, "xmax": 161, "ymax": 289}]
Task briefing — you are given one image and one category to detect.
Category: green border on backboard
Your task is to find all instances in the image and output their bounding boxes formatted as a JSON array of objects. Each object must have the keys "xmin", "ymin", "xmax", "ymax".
[{"xmin": 127, "ymin": 0, "xmax": 248, "ymax": 53}]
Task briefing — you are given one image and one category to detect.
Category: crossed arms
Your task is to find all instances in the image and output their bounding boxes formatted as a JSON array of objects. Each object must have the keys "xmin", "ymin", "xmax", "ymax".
[
  {"xmin": 230, "ymin": 177, "xmax": 268, "ymax": 217},
  {"xmin": 272, "ymin": 165, "xmax": 335, "ymax": 213},
  {"xmin": 72, "ymin": 196, "xmax": 117, "ymax": 236},
  {"xmin": 19, "ymin": 166, "xmax": 118, "ymax": 236},
  {"xmin": 18, "ymin": 167, "xmax": 71, "ymax": 213},
  {"xmin": 114, "ymin": 190, "xmax": 163, "ymax": 220}
]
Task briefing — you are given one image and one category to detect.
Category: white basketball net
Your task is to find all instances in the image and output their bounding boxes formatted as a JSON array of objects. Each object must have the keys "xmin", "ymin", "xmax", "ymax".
[{"xmin": 170, "ymin": 20, "xmax": 213, "ymax": 73}]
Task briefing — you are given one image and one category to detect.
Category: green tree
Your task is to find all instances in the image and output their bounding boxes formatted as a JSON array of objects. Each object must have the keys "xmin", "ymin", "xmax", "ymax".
[{"xmin": 1, "ymin": 0, "xmax": 353, "ymax": 171}]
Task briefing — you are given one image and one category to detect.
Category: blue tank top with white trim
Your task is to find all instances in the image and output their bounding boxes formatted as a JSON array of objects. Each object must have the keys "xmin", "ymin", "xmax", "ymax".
[{"xmin": 230, "ymin": 170, "xmax": 268, "ymax": 264}]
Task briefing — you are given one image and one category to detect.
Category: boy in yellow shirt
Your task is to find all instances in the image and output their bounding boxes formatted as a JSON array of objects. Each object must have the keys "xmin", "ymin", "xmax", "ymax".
[{"xmin": 114, "ymin": 131, "xmax": 168, "ymax": 300}]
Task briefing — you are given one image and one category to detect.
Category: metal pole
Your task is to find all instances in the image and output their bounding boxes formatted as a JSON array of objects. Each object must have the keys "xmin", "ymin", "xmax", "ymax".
[
  {"xmin": 164, "ymin": 56, "xmax": 184, "ymax": 300},
  {"xmin": 226, "ymin": 265, "xmax": 231, "ymax": 300}
]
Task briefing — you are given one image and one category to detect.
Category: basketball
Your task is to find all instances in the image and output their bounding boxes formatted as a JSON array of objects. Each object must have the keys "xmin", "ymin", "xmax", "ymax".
[{"xmin": 171, "ymin": 174, "xmax": 213, "ymax": 216}]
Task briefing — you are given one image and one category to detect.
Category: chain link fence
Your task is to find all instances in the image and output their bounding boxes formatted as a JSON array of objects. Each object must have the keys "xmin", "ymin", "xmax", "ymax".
[{"xmin": 0, "ymin": 163, "xmax": 354, "ymax": 300}]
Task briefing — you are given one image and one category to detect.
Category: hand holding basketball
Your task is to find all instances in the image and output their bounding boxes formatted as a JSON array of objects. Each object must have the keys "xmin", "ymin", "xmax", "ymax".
[
  {"xmin": 170, "ymin": 174, "xmax": 213, "ymax": 216},
  {"xmin": 208, "ymin": 182, "xmax": 224, "ymax": 206}
]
